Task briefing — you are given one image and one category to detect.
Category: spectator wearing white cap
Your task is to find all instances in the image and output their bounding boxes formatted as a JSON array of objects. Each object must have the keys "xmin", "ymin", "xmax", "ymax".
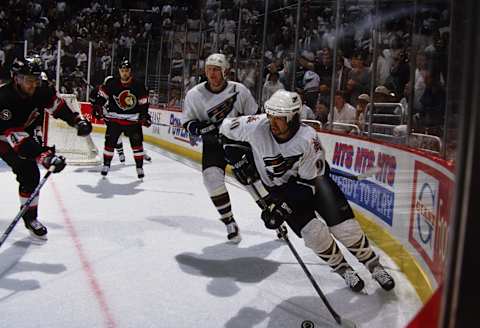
[
  {"xmin": 302, "ymin": 69, "xmax": 320, "ymax": 109},
  {"xmin": 355, "ymin": 93, "xmax": 370, "ymax": 131},
  {"xmin": 262, "ymin": 71, "xmax": 285, "ymax": 105}
]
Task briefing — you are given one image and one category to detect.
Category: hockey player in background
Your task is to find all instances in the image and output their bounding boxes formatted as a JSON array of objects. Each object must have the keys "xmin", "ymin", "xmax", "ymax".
[
  {"xmin": 0, "ymin": 56, "xmax": 92, "ymax": 239},
  {"xmin": 220, "ymin": 90, "xmax": 395, "ymax": 292},
  {"xmin": 182, "ymin": 53, "xmax": 258, "ymax": 243},
  {"xmin": 92, "ymin": 58, "xmax": 151, "ymax": 179}
]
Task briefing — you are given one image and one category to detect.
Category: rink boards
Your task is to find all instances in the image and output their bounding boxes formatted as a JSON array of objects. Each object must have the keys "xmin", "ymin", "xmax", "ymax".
[{"xmin": 81, "ymin": 103, "xmax": 454, "ymax": 303}]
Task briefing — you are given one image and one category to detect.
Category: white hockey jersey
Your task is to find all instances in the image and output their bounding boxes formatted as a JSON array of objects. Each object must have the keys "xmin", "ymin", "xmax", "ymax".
[
  {"xmin": 220, "ymin": 114, "xmax": 326, "ymax": 188},
  {"xmin": 182, "ymin": 81, "xmax": 258, "ymax": 125}
]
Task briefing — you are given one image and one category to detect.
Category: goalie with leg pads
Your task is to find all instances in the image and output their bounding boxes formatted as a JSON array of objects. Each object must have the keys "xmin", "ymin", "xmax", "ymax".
[{"xmin": 220, "ymin": 90, "xmax": 395, "ymax": 292}]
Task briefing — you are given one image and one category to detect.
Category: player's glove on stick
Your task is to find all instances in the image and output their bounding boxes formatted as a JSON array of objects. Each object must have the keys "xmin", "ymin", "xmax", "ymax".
[
  {"xmin": 75, "ymin": 118, "xmax": 92, "ymax": 136},
  {"xmin": 37, "ymin": 150, "xmax": 66, "ymax": 173},
  {"xmin": 139, "ymin": 112, "xmax": 152, "ymax": 127},
  {"xmin": 232, "ymin": 154, "xmax": 258, "ymax": 185},
  {"xmin": 92, "ymin": 105, "xmax": 104, "ymax": 120},
  {"xmin": 186, "ymin": 120, "xmax": 218, "ymax": 136},
  {"xmin": 261, "ymin": 200, "xmax": 293, "ymax": 230}
]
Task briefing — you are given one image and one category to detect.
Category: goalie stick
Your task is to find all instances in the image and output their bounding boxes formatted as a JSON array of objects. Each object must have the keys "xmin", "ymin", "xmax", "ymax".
[
  {"xmin": 0, "ymin": 166, "xmax": 56, "ymax": 247},
  {"xmin": 247, "ymin": 181, "xmax": 357, "ymax": 328}
]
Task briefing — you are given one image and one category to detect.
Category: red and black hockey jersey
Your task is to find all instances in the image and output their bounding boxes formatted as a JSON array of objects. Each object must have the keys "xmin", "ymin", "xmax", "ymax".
[
  {"xmin": 97, "ymin": 77, "xmax": 149, "ymax": 125},
  {"xmin": 0, "ymin": 81, "xmax": 79, "ymax": 159}
]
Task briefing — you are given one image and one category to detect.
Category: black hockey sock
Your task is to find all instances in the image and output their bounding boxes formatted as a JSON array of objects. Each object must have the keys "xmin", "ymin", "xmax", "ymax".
[
  {"xmin": 211, "ymin": 192, "xmax": 233, "ymax": 221},
  {"xmin": 316, "ymin": 240, "xmax": 348, "ymax": 270},
  {"xmin": 346, "ymin": 234, "xmax": 377, "ymax": 267}
]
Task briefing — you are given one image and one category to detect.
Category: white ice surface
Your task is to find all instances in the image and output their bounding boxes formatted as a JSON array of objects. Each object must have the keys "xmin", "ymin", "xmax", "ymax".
[{"xmin": 0, "ymin": 134, "xmax": 421, "ymax": 328}]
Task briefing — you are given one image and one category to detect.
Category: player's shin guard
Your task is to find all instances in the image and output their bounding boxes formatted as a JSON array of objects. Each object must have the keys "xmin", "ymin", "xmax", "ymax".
[
  {"xmin": 115, "ymin": 141, "xmax": 125, "ymax": 163},
  {"xmin": 330, "ymin": 219, "xmax": 395, "ymax": 290},
  {"xmin": 102, "ymin": 146, "xmax": 114, "ymax": 176},
  {"xmin": 302, "ymin": 219, "xmax": 364, "ymax": 292},
  {"xmin": 132, "ymin": 146, "xmax": 144, "ymax": 178},
  {"xmin": 203, "ymin": 167, "xmax": 241, "ymax": 243},
  {"xmin": 20, "ymin": 192, "xmax": 47, "ymax": 239}
]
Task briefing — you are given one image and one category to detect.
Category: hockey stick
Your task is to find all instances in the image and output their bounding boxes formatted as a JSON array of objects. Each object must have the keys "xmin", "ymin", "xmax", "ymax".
[
  {"xmin": 248, "ymin": 182, "xmax": 357, "ymax": 328},
  {"xmin": 0, "ymin": 166, "xmax": 56, "ymax": 248},
  {"xmin": 330, "ymin": 166, "xmax": 379, "ymax": 181}
]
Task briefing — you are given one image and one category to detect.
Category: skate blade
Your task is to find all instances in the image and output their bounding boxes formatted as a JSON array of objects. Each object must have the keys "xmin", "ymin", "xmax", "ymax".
[
  {"xmin": 28, "ymin": 232, "xmax": 48, "ymax": 244},
  {"xmin": 227, "ymin": 235, "xmax": 242, "ymax": 244}
]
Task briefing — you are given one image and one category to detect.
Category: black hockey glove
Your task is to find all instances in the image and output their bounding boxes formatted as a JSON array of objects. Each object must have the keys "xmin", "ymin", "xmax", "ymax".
[
  {"xmin": 92, "ymin": 104, "xmax": 104, "ymax": 120},
  {"xmin": 75, "ymin": 118, "xmax": 92, "ymax": 136},
  {"xmin": 32, "ymin": 126, "xmax": 43, "ymax": 145},
  {"xmin": 186, "ymin": 120, "xmax": 218, "ymax": 136},
  {"xmin": 37, "ymin": 150, "xmax": 66, "ymax": 173},
  {"xmin": 232, "ymin": 154, "xmax": 257, "ymax": 185},
  {"xmin": 261, "ymin": 200, "xmax": 293, "ymax": 230},
  {"xmin": 139, "ymin": 112, "xmax": 152, "ymax": 127}
]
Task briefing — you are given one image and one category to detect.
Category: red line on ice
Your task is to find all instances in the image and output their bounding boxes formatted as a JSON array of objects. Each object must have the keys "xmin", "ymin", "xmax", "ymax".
[{"xmin": 51, "ymin": 181, "xmax": 116, "ymax": 328}]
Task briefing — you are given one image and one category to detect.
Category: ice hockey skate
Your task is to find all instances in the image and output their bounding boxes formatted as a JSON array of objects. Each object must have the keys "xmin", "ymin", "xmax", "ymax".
[
  {"xmin": 334, "ymin": 263, "xmax": 365, "ymax": 292},
  {"xmin": 119, "ymin": 153, "xmax": 126, "ymax": 163},
  {"xmin": 221, "ymin": 217, "xmax": 241, "ymax": 243},
  {"xmin": 101, "ymin": 165, "xmax": 110, "ymax": 177},
  {"xmin": 144, "ymin": 153, "xmax": 152, "ymax": 162},
  {"xmin": 24, "ymin": 218, "xmax": 48, "ymax": 241},
  {"xmin": 137, "ymin": 167, "xmax": 145, "ymax": 179},
  {"xmin": 367, "ymin": 256, "xmax": 395, "ymax": 291}
]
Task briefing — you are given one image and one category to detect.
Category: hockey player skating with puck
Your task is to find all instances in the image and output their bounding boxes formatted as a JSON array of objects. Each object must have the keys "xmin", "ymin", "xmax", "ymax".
[
  {"xmin": 220, "ymin": 90, "xmax": 395, "ymax": 292},
  {"xmin": 181, "ymin": 53, "xmax": 258, "ymax": 243},
  {"xmin": 92, "ymin": 58, "xmax": 151, "ymax": 179},
  {"xmin": 0, "ymin": 56, "xmax": 92, "ymax": 240}
]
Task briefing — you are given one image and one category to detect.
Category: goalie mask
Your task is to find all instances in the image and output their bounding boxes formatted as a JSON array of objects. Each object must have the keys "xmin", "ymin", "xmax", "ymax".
[
  {"xmin": 264, "ymin": 90, "xmax": 302, "ymax": 123},
  {"xmin": 205, "ymin": 53, "xmax": 230, "ymax": 79}
]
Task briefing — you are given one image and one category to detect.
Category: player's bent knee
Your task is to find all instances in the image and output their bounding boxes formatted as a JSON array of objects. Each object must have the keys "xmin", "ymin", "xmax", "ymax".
[
  {"xmin": 301, "ymin": 219, "xmax": 333, "ymax": 254},
  {"xmin": 329, "ymin": 218, "xmax": 364, "ymax": 247}
]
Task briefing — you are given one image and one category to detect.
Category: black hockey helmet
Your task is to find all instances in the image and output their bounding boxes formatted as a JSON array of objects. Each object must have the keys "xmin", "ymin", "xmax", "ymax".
[
  {"xmin": 11, "ymin": 56, "xmax": 43, "ymax": 77},
  {"xmin": 118, "ymin": 58, "xmax": 132, "ymax": 69}
]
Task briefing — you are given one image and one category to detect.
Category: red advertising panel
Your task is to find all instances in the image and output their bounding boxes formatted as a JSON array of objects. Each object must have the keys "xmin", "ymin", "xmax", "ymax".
[{"xmin": 409, "ymin": 161, "xmax": 452, "ymax": 283}]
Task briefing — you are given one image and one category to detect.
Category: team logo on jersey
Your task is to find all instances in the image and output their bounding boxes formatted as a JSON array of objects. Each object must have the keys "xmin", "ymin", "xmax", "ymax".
[
  {"xmin": 0, "ymin": 109, "xmax": 12, "ymax": 120},
  {"xmin": 246, "ymin": 115, "xmax": 259, "ymax": 123},
  {"xmin": 311, "ymin": 135, "xmax": 322, "ymax": 153},
  {"xmin": 113, "ymin": 90, "xmax": 137, "ymax": 111},
  {"xmin": 263, "ymin": 153, "xmax": 302, "ymax": 179},
  {"xmin": 207, "ymin": 92, "xmax": 239, "ymax": 123}
]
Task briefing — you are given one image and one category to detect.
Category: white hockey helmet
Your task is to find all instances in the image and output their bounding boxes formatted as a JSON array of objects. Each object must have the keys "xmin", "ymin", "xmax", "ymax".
[
  {"xmin": 205, "ymin": 53, "xmax": 230, "ymax": 79},
  {"xmin": 264, "ymin": 90, "xmax": 302, "ymax": 122}
]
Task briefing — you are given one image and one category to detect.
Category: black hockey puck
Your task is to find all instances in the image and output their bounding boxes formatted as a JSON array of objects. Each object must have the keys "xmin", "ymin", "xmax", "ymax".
[{"xmin": 301, "ymin": 320, "xmax": 314, "ymax": 328}]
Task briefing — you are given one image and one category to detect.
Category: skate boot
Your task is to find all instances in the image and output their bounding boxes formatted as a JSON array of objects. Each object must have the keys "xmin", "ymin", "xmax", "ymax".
[
  {"xmin": 221, "ymin": 217, "xmax": 241, "ymax": 243},
  {"xmin": 24, "ymin": 218, "xmax": 48, "ymax": 240},
  {"xmin": 334, "ymin": 263, "xmax": 365, "ymax": 292},
  {"xmin": 119, "ymin": 153, "xmax": 126, "ymax": 163},
  {"xmin": 136, "ymin": 167, "xmax": 145, "ymax": 179},
  {"xmin": 144, "ymin": 154, "xmax": 152, "ymax": 162},
  {"xmin": 366, "ymin": 256, "xmax": 395, "ymax": 291},
  {"xmin": 101, "ymin": 165, "xmax": 110, "ymax": 177}
]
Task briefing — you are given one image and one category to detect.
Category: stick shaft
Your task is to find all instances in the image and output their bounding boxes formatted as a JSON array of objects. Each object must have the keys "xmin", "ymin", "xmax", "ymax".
[{"xmin": 0, "ymin": 168, "xmax": 53, "ymax": 247}]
